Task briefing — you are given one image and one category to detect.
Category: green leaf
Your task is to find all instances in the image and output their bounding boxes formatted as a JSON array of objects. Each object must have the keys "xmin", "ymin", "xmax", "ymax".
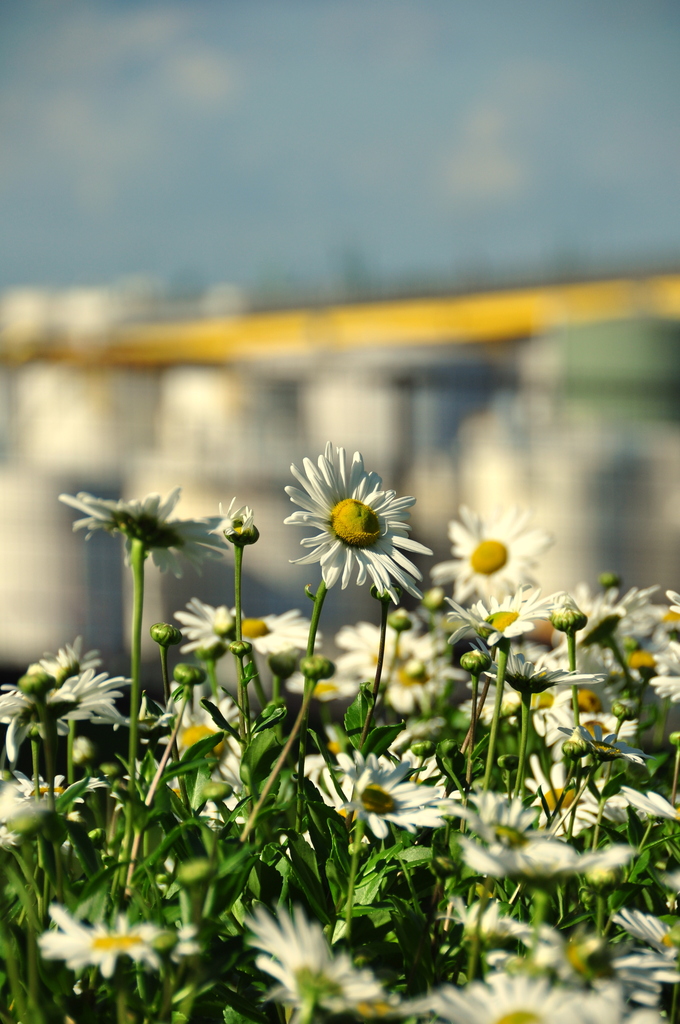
[
  {"xmin": 288, "ymin": 832, "xmax": 331, "ymax": 924},
  {"xmin": 345, "ymin": 683, "xmax": 371, "ymax": 748},
  {"xmin": 361, "ymin": 723, "xmax": 404, "ymax": 758},
  {"xmin": 184, "ymin": 758, "xmax": 213, "ymax": 810},
  {"xmin": 181, "ymin": 730, "xmax": 225, "ymax": 763},
  {"xmin": 252, "ymin": 704, "xmax": 287, "ymax": 734},
  {"xmin": 240, "ymin": 730, "xmax": 281, "ymax": 792},
  {"xmin": 629, "ymin": 847, "xmax": 651, "ymax": 881},
  {"xmin": 64, "ymin": 820, "xmax": 100, "ymax": 878},
  {"xmin": 223, "ymin": 992, "xmax": 268, "ymax": 1024},
  {"xmin": 55, "ymin": 776, "xmax": 92, "ymax": 812},
  {"xmin": 199, "ymin": 698, "xmax": 241, "ymax": 742},
  {"xmin": 626, "ymin": 806, "xmax": 644, "ymax": 847}
]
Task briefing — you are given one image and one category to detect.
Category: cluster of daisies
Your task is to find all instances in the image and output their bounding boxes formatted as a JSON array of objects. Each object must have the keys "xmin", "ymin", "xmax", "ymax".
[{"xmin": 1, "ymin": 442, "xmax": 680, "ymax": 1024}]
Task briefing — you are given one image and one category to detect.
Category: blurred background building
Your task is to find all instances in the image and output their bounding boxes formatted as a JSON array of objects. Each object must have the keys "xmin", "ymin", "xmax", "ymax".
[{"xmin": 1, "ymin": 0, "xmax": 680, "ymax": 671}]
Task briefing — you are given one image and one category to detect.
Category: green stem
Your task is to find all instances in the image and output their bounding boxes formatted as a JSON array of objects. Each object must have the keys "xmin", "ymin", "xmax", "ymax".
[
  {"xmin": 531, "ymin": 888, "xmax": 549, "ymax": 951},
  {"xmin": 358, "ymin": 593, "xmax": 390, "ymax": 749},
  {"xmin": 345, "ymin": 818, "xmax": 365, "ymax": 943},
  {"xmin": 67, "ymin": 719, "xmax": 76, "ymax": 786},
  {"xmin": 465, "ymin": 672, "xmax": 480, "ymax": 788},
  {"xmin": 467, "ymin": 880, "xmax": 491, "ymax": 981},
  {"xmin": 654, "ymin": 696, "xmax": 671, "ymax": 748},
  {"xmin": 567, "ymin": 632, "xmax": 580, "ymax": 727},
  {"xmin": 296, "ymin": 582, "xmax": 328, "ymax": 830},
  {"xmin": 0, "ymin": 912, "xmax": 28, "ymax": 1023},
  {"xmin": 246, "ymin": 652, "xmax": 267, "ymax": 710},
  {"xmin": 482, "ymin": 639, "xmax": 510, "ymax": 792},
  {"xmin": 233, "ymin": 545, "xmax": 247, "ymax": 739},
  {"xmin": 31, "ymin": 736, "xmax": 41, "ymax": 802},
  {"xmin": 205, "ymin": 658, "xmax": 219, "ymax": 701},
  {"xmin": 673, "ymin": 747, "xmax": 680, "ymax": 806},
  {"xmin": 514, "ymin": 691, "xmax": 531, "ymax": 799},
  {"xmin": 159, "ymin": 644, "xmax": 171, "ymax": 705},
  {"xmin": 127, "ymin": 537, "xmax": 147, "ymax": 795}
]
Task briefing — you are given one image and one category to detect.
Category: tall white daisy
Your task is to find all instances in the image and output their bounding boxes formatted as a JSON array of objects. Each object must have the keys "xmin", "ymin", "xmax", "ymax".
[
  {"xmin": 420, "ymin": 972, "xmax": 589, "ymax": 1024},
  {"xmin": 247, "ymin": 905, "xmax": 390, "ymax": 1021},
  {"xmin": 38, "ymin": 906, "xmax": 162, "ymax": 977},
  {"xmin": 59, "ymin": 488, "xmax": 225, "ymax": 576},
  {"xmin": 240, "ymin": 610, "xmax": 315, "ymax": 655},
  {"xmin": 174, "ymin": 598, "xmax": 235, "ymax": 654},
  {"xmin": 447, "ymin": 585, "xmax": 555, "ymax": 647},
  {"xmin": 620, "ymin": 786, "xmax": 680, "ymax": 822},
  {"xmin": 38, "ymin": 637, "xmax": 101, "ymax": 686},
  {"xmin": 284, "ymin": 442, "xmax": 432, "ymax": 602},
  {"xmin": 460, "ymin": 835, "xmax": 634, "ymax": 881},
  {"xmin": 431, "ymin": 506, "xmax": 553, "ymax": 602}
]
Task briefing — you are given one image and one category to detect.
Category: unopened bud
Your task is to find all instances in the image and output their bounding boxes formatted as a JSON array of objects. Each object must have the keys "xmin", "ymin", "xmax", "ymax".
[
  {"xmin": 422, "ymin": 587, "xmax": 446, "ymax": 612},
  {"xmin": 387, "ymin": 609, "xmax": 413, "ymax": 633},
  {"xmin": 371, "ymin": 584, "xmax": 398, "ymax": 603},
  {"xmin": 194, "ymin": 642, "xmax": 227, "ymax": 662},
  {"xmin": 460, "ymin": 649, "xmax": 492, "ymax": 674},
  {"xmin": 498, "ymin": 754, "xmax": 519, "ymax": 772},
  {"xmin": 87, "ymin": 828, "xmax": 106, "ymax": 848},
  {"xmin": 201, "ymin": 781, "xmax": 232, "ymax": 802},
  {"xmin": 228, "ymin": 641, "xmax": 252, "ymax": 659},
  {"xmin": 550, "ymin": 606, "xmax": 588, "ymax": 635},
  {"xmin": 299, "ymin": 655, "xmax": 335, "ymax": 682},
  {"xmin": 671, "ymin": 732, "xmax": 680, "ymax": 747},
  {"xmin": 562, "ymin": 733, "xmax": 589, "ymax": 760},
  {"xmin": 100, "ymin": 762, "xmax": 122, "ymax": 779},
  {"xmin": 173, "ymin": 664, "xmax": 206, "ymax": 687},
  {"xmin": 410, "ymin": 740, "xmax": 435, "ymax": 758},
  {"xmin": 72, "ymin": 735, "xmax": 96, "ymax": 766},
  {"xmin": 611, "ymin": 700, "xmax": 636, "ymax": 722},
  {"xmin": 599, "ymin": 572, "xmax": 621, "ymax": 590},
  {"xmin": 267, "ymin": 649, "xmax": 298, "ymax": 679},
  {"xmin": 18, "ymin": 670, "xmax": 55, "ymax": 699},
  {"xmin": 584, "ymin": 865, "xmax": 623, "ymax": 893},
  {"xmin": 152, "ymin": 931, "xmax": 178, "ymax": 955},
  {"xmin": 438, "ymin": 739, "xmax": 459, "ymax": 760},
  {"xmin": 227, "ymin": 523, "xmax": 259, "ymax": 546},
  {"xmin": 177, "ymin": 858, "xmax": 214, "ymax": 887},
  {"xmin": 150, "ymin": 623, "xmax": 183, "ymax": 648}
]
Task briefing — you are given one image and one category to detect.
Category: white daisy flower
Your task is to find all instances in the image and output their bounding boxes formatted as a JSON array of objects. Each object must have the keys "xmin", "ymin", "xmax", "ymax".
[
  {"xmin": 539, "ymin": 690, "xmax": 638, "ymax": 751},
  {"xmin": 59, "ymin": 488, "xmax": 225, "ymax": 577},
  {"xmin": 557, "ymin": 724, "xmax": 650, "ymax": 765},
  {"xmin": 445, "ymin": 896, "xmax": 531, "ymax": 945},
  {"xmin": 38, "ymin": 905, "xmax": 161, "ymax": 978},
  {"xmin": 241, "ymin": 610, "xmax": 315, "ymax": 655},
  {"xmin": 650, "ymin": 641, "xmax": 680, "ymax": 702},
  {"xmin": 430, "ymin": 506, "xmax": 553, "ymax": 602},
  {"xmin": 284, "ymin": 442, "xmax": 432, "ymax": 602},
  {"xmin": 447, "ymin": 585, "xmax": 555, "ymax": 647},
  {"xmin": 667, "ymin": 589, "xmax": 680, "ymax": 615},
  {"xmin": 613, "ymin": 908, "xmax": 677, "ymax": 955},
  {"xmin": 490, "ymin": 650, "xmax": 605, "ymax": 693},
  {"xmin": 620, "ymin": 786, "xmax": 680, "ymax": 822},
  {"xmin": 335, "ymin": 620, "xmax": 399, "ymax": 678},
  {"xmin": 0, "ymin": 669, "xmax": 129, "ymax": 765},
  {"xmin": 337, "ymin": 750, "xmax": 454, "ymax": 839},
  {"xmin": 247, "ymin": 905, "xmax": 389, "ymax": 1021},
  {"xmin": 566, "ymin": 583, "xmax": 659, "ymax": 648},
  {"xmin": 460, "ymin": 682, "xmax": 521, "ymax": 725},
  {"xmin": 420, "ymin": 971, "xmax": 587, "ymax": 1024},
  {"xmin": 460, "ymin": 835, "xmax": 634, "ymax": 881},
  {"xmin": 38, "ymin": 637, "xmax": 101, "ymax": 686},
  {"xmin": 286, "ymin": 672, "xmax": 358, "ymax": 703},
  {"xmin": 455, "ymin": 788, "xmax": 538, "ymax": 846},
  {"xmin": 174, "ymin": 598, "xmax": 235, "ymax": 654},
  {"xmin": 12, "ymin": 771, "xmax": 106, "ymax": 804}
]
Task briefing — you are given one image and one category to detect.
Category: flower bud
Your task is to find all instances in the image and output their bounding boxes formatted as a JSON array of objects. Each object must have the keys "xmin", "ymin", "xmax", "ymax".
[
  {"xmin": 550, "ymin": 606, "xmax": 588, "ymax": 635},
  {"xmin": 371, "ymin": 585, "xmax": 398, "ymax": 603},
  {"xmin": 173, "ymin": 664, "xmax": 206, "ymax": 687},
  {"xmin": 498, "ymin": 754, "xmax": 519, "ymax": 772},
  {"xmin": 151, "ymin": 931, "xmax": 178, "ymax": 955},
  {"xmin": 299, "ymin": 655, "xmax": 335, "ymax": 682},
  {"xmin": 410, "ymin": 740, "xmax": 435, "ymax": 758},
  {"xmin": 226, "ymin": 524, "xmax": 259, "ymax": 546},
  {"xmin": 438, "ymin": 739, "xmax": 459, "ymax": 760},
  {"xmin": 99, "ymin": 761, "xmax": 122, "ymax": 779},
  {"xmin": 611, "ymin": 700, "xmax": 636, "ymax": 722},
  {"xmin": 201, "ymin": 780, "xmax": 233, "ymax": 802},
  {"xmin": 177, "ymin": 858, "xmax": 214, "ymax": 887},
  {"xmin": 267, "ymin": 649, "xmax": 298, "ymax": 679},
  {"xmin": 194, "ymin": 642, "xmax": 227, "ymax": 662},
  {"xmin": 72, "ymin": 735, "xmax": 96, "ymax": 766},
  {"xmin": 598, "ymin": 572, "xmax": 621, "ymax": 590},
  {"xmin": 387, "ymin": 609, "xmax": 413, "ymax": 633},
  {"xmin": 562, "ymin": 739, "xmax": 589, "ymax": 761},
  {"xmin": 584, "ymin": 865, "xmax": 623, "ymax": 893},
  {"xmin": 422, "ymin": 587, "xmax": 446, "ymax": 612},
  {"xmin": 460, "ymin": 649, "xmax": 492, "ymax": 674},
  {"xmin": 18, "ymin": 670, "xmax": 55, "ymax": 699},
  {"xmin": 670, "ymin": 732, "xmax": 680, "ymax": 747},
  {"xmin": 228, "ymin": 640, "xmax": 253, "ymax": 659},
  {"xmin": 87, "ymin": 828, "xmax": 106, "ymax": 849},
  {"xmin": 150, "ymin": 623, "xmax": 183, "ymax": 648}
]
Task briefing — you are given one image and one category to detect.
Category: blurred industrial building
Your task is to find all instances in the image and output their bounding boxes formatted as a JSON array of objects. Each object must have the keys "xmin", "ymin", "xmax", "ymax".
[{"xmin": 1, "ymin": 270, "xmax": 680, "ymax": 669}]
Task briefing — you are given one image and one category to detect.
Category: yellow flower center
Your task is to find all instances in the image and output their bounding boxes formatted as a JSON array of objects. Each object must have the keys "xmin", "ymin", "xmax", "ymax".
[
  {"xmin": 356, "ymin": 1001, "xmax": 394, "ymax": 1018},
  {"xmin": 36, "ymin": 785, "xmax": 65, "ymax": 796},
  {"xmin": 537, "ymin": 693, "xmax": 554, "ymax": 708},
  {"xmin": 397, "ymin": 659, "xmax": 428, "ymax": 687},
  {"xmin": 496, "ymin": 1014, "xmax": 541, "ymax": 1024},
  {"xmin": 181, "ymin": 724, "xmax": 224, "ymax": 757},
  {"xmin": 313, "ymin": 682, "xmax": 337, "ymax": 698},
  {"xmin": 663, "ymin": 933, "xmax": 674, "ymax": 947},
  {"xmin": 361, "ymin": 784, "xmax": 395, "ymax": 815},
  {"xmin": 92, "ymin": 934, "xmax": 144, "ymax": 953},
  {"xmin": 578, "ymin": 689, "xmax": 602, "ymax": 713},
  {"xmin": 330, "ymin": 499, "xmax": 381, "ymax": 548},
  {"xmin": 583, "ymin": 719, "xmax": 606, "ymax": 737},
  {"xmin": 628, "ymin": 650, "xmax": 656, "ymax": 670},
  {"xmin": 470, "ymin": 540, "xmax": 508, "ymax": 575},
  {"xmin": 486, "ymin": 610, "xmax": 520, "ymax": 632},
  {"xmin": 241, "ymin": 618, "xmax": 270, "ymax": 639},
  {"xmin": 494, "ymin": 825, "xmax": 528, "ymax": 847},
  {"xmin": 327, "ymin": 740, "xmax": 341, "ymax": 755},
  {"xmin": 664, "ymin": 611, "xmax": 680, "ymax": 623},
  {"xmin": 542, "ymin": 787, "xmax": 575, "ymax": 811}
]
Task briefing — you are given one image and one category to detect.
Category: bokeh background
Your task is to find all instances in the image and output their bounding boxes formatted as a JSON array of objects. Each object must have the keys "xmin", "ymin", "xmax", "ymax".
[{"xmin": 1, "ymin": 0, "xmax": 680, "ymax": 681}]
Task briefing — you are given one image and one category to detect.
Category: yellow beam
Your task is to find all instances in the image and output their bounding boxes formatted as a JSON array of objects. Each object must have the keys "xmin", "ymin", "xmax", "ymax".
[{"xmin": 2, "ymin": 273, "xmax": 679, "ymax": 366}]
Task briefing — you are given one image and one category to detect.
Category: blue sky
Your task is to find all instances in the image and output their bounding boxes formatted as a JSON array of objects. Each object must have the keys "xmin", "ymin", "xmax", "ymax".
[{"xmin": 1, "ymin": 0, "xmax": 679, "ymax": 292}]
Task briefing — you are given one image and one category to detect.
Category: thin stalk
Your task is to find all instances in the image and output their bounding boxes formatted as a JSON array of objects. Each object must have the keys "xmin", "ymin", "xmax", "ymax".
[
  {"xmin": 514, "ymin": 691, "xmax": 532, "ymax": 799},
  {"xmin": 673, "ymin": 746, "xmax": 680, "ymax": 806},
  {"xmin": 531, "ymin": 888, "xmax": 549, "ymax": 951},
  {"xmin": 654, "ymin": 696, "xmax": 671, "ymax": 748},
  {"xmin": 31, "ymin": 736, "xmax": 41, "ymax": 803},
  {"xmin": 461, "ymin": 677, "xmax": 490, "ymax": 754},
  {"xmin": 358, "ymin": 594, "xmax": 390, "ymax": 749},
  {"xmin": 246, "ymin": 652, "xmax": 267, "ymax": 710},
  {"xmin": 0, "ymin": 914, "xmax": 28, "ymax": 1023},
  {"xmin": 296, "ymin": 583, "xmax": 328, "ymax": 829},
  {"xmin": 205, "ymin": 658, "xmax": 219, "ymax": 702},
  {"xmin": 127, "ymin": 537, "xmax": 147, "ymax": 795},
  {"xmin": 467, "ymin": 879, "xmax": 491, "ymax": 981},
  {"xmin": 67, "ymin": 719, "xmax": 76, "ymax": 786},
  {"xmin": 482, "ymin": 639, "xmax": 510, "ymax": 792},
  {"xmin": 345, "ymin": 818, "xmax": 365, "ymax": 943},
  {"xmin": 233, "ymin": 545, "xmax": 247, "ymax": 739},
  {"xmin": 159, "ymin": 644, "xmax": 171, "ymax": 705},
  {"xmin": 465, "ymin": 672, "xmax": 481, "ymax": 787},
  {"xmin": 567, "ymin": 633, "xmax": 580, "ymax": 727}
]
